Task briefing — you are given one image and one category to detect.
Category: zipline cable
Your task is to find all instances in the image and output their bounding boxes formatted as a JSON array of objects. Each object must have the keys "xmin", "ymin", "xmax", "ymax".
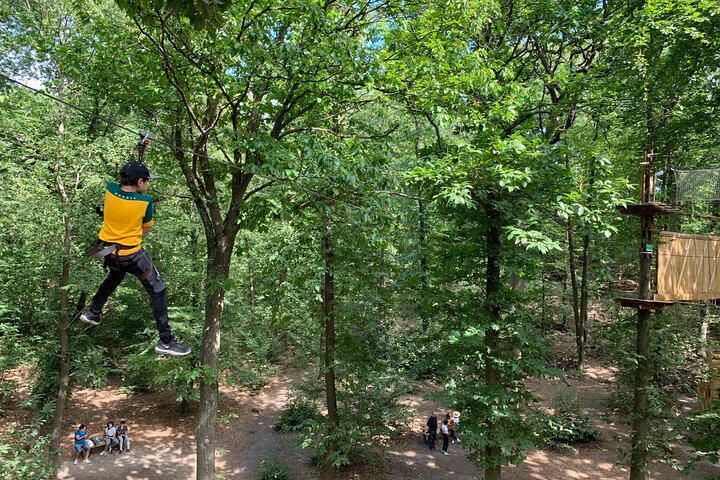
[{"xmin": 0, "ymin": 72, "xmax": 406, "ymax": 217}]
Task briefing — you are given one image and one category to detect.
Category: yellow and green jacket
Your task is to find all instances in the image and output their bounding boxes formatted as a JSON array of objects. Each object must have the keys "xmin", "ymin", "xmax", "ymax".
[{"xmin": 98, "ymin": 182, "xmax": 154, "ymax": 256}]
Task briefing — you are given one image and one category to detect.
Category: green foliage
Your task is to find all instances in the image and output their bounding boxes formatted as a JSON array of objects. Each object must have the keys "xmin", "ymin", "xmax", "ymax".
[
  {"xmin": 255, "ymin": 455, "xmax": 289, "ymax": 480},
  {"xmin": 394, "ymin": 336, "xmax": 444, "ymax": 381},
  {"xmin": 544, "ymin": 389, "xmax": 600, "ymax": 444},
  {"xmin": 296, "ymin": 369, "xmax": 414, "ymax": 468},
  {"xmin": 275, "ymin": 399, "xmax": 322, "ymax": 433},
  {"xmin": 0, "ymin": 431, "xmax": 53, "ymax": 480},
  {"xmin": 231, "ymin": 366, "xmax": 275, "ymax": 393},
  {"xmin": 124, "ymin": 340, "xmax": 201, "ymax": 408},
  {"xmin": 599, "ymin": 306, "xmax": 707, "ymax": 416},
  {"xmin": 676, "ymin": 401, "xmax": 720, "ymax": 466},
  {"xmin": 0, "ymin": 381, "xmax": 16, "ymax": 411}
]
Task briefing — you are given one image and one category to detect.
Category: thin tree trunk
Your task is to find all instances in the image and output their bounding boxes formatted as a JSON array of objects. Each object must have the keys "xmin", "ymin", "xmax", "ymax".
[
  {"xmin": 629, "ymin": 215, "xmax": 654, "ymax": 480},
  {"xmin": 419, "ymin": 196, "xmax": 429, "ymax": 332},
  {"xmin": 629, "ymin": 156, "xmax": 655, "ymax": 480},
  {"xmin": 50, "ymin": 213, "xmax": 72, "ymax": 466},
  {"xmin": 561, "ymin": 273, "xmax": 568, "ymax": 329},
  {"xmin": 630, "ymin": 307, "xmax": 651, "ymax": 480},
  {"xmin": 541, "ymin": 271, "xmax": 546, "ymax": 337},
  {"xmin": 567, "ymin": 218, "xmax": 584, "ymax": 370},
  {"xmin": 484, "ymin": 202, "xmax": 502, "ymax": 480},
  {"xmin": 414, "ymin": 114, "xmax": 430, "ymax": 333},
  {"xmin": 49, "ymin": 79, "xmax": 70, "ymax": 466},
  {"xmin": 580, "ymin": 232, "xmax": 590, "ymax": 348},
  {"xmin": 189, "ymin": 208, "xmax": 201, "ymax": 308},
  {"xmin": 323, "ymin": 216, "xmax": 338, "ymax": 480}
]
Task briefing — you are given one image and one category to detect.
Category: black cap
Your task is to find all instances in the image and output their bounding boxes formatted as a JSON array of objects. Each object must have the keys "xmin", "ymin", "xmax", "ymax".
[{"xmin": 120, "ymin": 161, "xmax": 159, "ymax": 180}]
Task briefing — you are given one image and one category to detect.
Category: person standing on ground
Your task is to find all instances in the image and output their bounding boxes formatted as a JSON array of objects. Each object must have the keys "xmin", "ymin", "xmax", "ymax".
[
  {"xmin": 80, "ymin": 161, "xmax": 190, "ymax": 356},
  {"xmin": 450, "ymin": 411, "xmax": 461, "ymax": 443},
  {"xmin": 426, "ymin": 412, "xmax": 438, "ymax": 451},
  {"xmin": 441, "ymin": 419, "xmax": 450, "ymax": 455}
]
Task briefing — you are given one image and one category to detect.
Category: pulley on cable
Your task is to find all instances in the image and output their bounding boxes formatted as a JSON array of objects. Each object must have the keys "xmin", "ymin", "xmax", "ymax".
[{"xmin": 137, "ymin": 130, "xmax": 150, "ymax": 163}]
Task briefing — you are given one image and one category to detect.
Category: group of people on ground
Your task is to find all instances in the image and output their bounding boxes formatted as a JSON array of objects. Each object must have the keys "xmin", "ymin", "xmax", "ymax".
[
  {"xmin": 426, "ymin": 411, "xmax": 461, "ymax": 455},
  {"xmin": 72, "ymin": 420, "xmax": 131, "ymax": 465}
]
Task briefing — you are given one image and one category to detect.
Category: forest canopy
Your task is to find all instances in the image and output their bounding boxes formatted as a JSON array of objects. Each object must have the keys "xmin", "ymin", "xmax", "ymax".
[{"xmin": 1, "ymin": 0, "xmax": 720, "ymax": 479}]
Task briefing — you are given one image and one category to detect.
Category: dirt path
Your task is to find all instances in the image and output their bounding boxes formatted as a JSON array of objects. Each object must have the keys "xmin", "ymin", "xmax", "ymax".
[
  {"xmin": 48, "ymin": 364, "xmax": 720, "ymax": 480},
  {"xmin": 56, "ymin": 372, "xmax": 314, "ymax": 480}
]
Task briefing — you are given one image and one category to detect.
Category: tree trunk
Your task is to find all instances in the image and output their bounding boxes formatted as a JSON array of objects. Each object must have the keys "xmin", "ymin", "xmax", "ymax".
[
  {"xmin": 49, "ymin": 81, "xmax": 71, "ymax": 466},
  {"xmin": 541, "ymin": 271, "xmax": 546, "ymax": 337},
  {"xmin": 413, "ymin": 116, "xmax": 430, "ymax": 333},
  {"xmin": 567, "ymin": 218, "xmax": 584, "ymax": 370},
  {"xmin": 419, "ymin": 196, "xmax": 429, "ymax": 332},
  {"xmin": 50, "ymin": 212, "xmax": 72, "ymax": 465},
  {"xmin": 196, "ymin": 249, "xmax": 231, "ymax": 480},
  {"xmin": 323, "ymin": 217, "xmax": 338, "ymax": 480},
  {"xmin": 580, "ymin": 232, "xmax": 590, "ymax": 347},
  {"xmin": 629, "ymin": 168, "xmax": 654, "ymax": 480},
  {"xmin": 484, "ymin": 203, "xmax": 502, "ymax": 480}
]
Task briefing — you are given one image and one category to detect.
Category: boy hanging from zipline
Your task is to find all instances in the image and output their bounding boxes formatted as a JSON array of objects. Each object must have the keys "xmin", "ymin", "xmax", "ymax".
[{"xmin": 81, "ymin": 159, "xmax": 191, "ymax": 356}]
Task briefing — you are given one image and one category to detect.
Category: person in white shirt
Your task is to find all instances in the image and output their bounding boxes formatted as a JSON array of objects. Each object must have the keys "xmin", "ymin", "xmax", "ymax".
[
  {"xmin": 100, "ymin": 421, "xmax": 119, "ymax": 455},
  {"xmin": 441, "ymin": 419, "xmax": 450, "ymax": 455}
]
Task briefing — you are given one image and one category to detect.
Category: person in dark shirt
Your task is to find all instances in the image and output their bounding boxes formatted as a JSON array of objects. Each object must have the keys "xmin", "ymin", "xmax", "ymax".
[
  {"xmin": 117, "ymin": 420, "xmax": 131, "ymax": 453},
  {"xmin": 426, "ymin": 412, "xmax": 438, "ymax": 451}
]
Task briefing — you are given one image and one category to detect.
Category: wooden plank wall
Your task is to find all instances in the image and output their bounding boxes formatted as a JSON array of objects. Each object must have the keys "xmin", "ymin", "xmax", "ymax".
[{"xmin": 655, "ymin": 231, "xmax": 720, "ymax": 301}]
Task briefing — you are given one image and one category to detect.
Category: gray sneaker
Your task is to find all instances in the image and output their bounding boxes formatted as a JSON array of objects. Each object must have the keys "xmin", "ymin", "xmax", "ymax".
[
  {"xmin": 155, "ymin": 339, "xmax": 191, "ymax": 356},
  {"xmin": 79, "ymin": 310, "xmax": 101, "ymax": 325}
]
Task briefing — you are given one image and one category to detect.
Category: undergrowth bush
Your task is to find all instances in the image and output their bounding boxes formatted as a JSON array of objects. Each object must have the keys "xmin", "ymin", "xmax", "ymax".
[
  {"xmin": 0, "ymin": 381, "xmax": 16, "ymax": 410},
  {"xmin": 255, "ymin": 455, "xmax": 289, "ymax": 480},
  {"xmin": 676, "ymin": 401, "xmax": 720, "ymax": 469},
  {"xmin": 275, "ymin": 399, "xmax": 322, "ymax": 432},
  {"xmin": 544, "ymin": 389, "xmax": 599, "ymax": 444},
  {"xmin": 0, "ymin": 431, "xmax": 53, "ymax": 480},
  {"xmin": 232, "ymin": 365, "xmax": 276, "ymax": 392}
]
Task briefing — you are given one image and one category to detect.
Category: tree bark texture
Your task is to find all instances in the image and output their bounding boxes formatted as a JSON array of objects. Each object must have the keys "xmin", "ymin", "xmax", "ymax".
[
  {"xmin": 580, "ymin": 232, "xmax": 590, "ymax": 347},
  {"xmin": 567, "ymin": 218, "xmax": 584, "ymax": 370},
  {"xmin": 50, "ymin": 212, "xmax": 72, "ymax": 465},
  {"xmin": 197, "ymin": 251, "xmax": 231, "ymax": 480},
  {"xmin": 50, "ymin": 82, "xmax": 70, "ymax": 466},
  {"xmin": 629, "ymin": 208, "xmax": 654, "ymax": 480},
  {"xmin": 323, "ymin": 218, "xmax": 338, "ymax": 480},
  {"xmin": 418, "ymin": 196, "xmax": 429, "ymax": 332},
  {"xmin": 484, "ymin": 203, "xmax": 502, "ymax": 480}
]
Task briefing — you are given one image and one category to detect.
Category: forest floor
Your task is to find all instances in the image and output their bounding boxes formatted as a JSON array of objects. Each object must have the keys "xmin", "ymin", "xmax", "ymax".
[{"xmin": 5, "ymin": 346, "xmax": 720, "ymax": 480}]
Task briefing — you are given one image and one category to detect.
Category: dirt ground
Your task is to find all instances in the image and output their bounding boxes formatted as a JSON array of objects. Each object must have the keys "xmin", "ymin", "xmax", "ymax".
[{"xmin": 5, "ymin": 359, "xmax": 720, "ymax": 480}]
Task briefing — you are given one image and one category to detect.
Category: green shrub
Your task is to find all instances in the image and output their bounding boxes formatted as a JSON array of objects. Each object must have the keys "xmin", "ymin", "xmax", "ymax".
[
  {"xmin": 255, "ymin": 455, "xmax": 289, "ymax": 480},
  {"xmin": 275, "ymin": 400, "xmax": 322, "ymax": 432},
  {"xmin": 0, "ymin": 381, "xmax": 16, "ymax": 410},
  {"xmin": 676, "ymin": 401, "xmax": 720, "ymax": 466},
  {"xmin": 544, "ymin": 389, "xmax": 599, "ymax": 444},
  {"xmin": 231, "ymin": 365, "xmax": 275, "ymax": 392},
  {"xmin": 0, "ymin": 431, "xmax": 53, "ymax": 480}
]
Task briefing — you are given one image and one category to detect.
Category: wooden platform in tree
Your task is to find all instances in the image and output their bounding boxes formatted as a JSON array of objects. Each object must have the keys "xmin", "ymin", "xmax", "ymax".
[
  {"xmin": 615, "ymin": 297, "xmax": 675, "ymax": 311},
  {"xmin": 618, "ymin": 202, "xmax": 720, "ymax": 221},
  {"xmin": 617, "ymin": 202, "xmax": 683, "ymax": 216}
]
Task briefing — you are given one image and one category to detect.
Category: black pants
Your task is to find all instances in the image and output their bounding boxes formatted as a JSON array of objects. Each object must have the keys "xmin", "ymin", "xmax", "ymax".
[
  {"xmin": 442, "ymin": 433, "xmax": 449, "ymax": 452},
  {"xmin": 428, "ymin": 429, "xmax": 437, "ymax": 450},
  {"xmin": 89, "ymin": 248, "xmax": 173, "ymax": 343}
]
